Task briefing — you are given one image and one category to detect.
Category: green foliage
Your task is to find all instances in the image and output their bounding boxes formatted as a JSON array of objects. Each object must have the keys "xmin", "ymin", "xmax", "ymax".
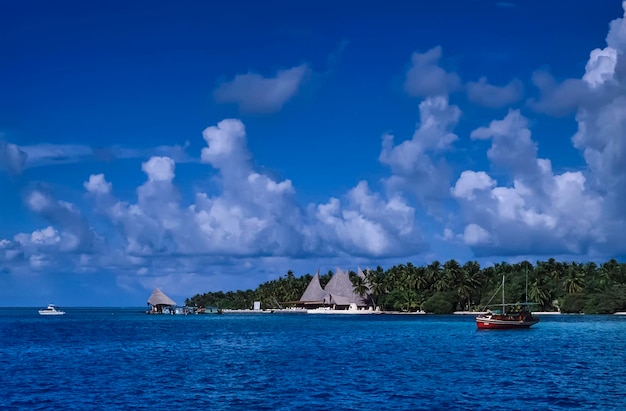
[
  {"xmin": 386, "ymin": 288, "xmax": 422, "ymax": 312},
  {"xmin": 422, "ymin": 292, "xmax": 456, "ymax": 314},
  {"xmin": 186, "ymin": 259, "xmax": 626, "ymax": 314},
  {"xmin": 584, "ymin": 294, "xmax": 618, "ymax": 314},
  {"xmin": 560, "ymin": 293, "xmax": 585, "ymax": 313}
]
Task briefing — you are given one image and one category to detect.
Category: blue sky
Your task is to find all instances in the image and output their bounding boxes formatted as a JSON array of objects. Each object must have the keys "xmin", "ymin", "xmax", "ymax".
[{"xmin": 2, "ymin": 0, "xmax": 626, "ymax": 306}]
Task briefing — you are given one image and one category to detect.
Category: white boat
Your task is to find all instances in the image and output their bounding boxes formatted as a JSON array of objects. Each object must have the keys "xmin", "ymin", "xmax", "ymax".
[{"xmin": 38, "ymin": 304, "xmax": 65, "ymax": 316}]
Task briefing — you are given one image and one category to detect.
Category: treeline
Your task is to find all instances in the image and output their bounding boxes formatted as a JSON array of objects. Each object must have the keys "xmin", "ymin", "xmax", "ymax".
[{"xmin": 185, "ymin": 258, "xmax": 626, "ymax": 314}]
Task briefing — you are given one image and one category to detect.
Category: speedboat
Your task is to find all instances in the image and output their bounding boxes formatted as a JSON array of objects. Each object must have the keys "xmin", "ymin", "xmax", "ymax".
[{"xmin": 38, "ymin": 304, "xmax": 66, "ymax": 316}]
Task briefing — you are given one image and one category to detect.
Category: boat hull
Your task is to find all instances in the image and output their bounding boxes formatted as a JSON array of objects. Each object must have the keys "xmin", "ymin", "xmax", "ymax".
[
  {"xmin": 38, "ymin": 304, "xmax": 65, "ymax": 316},
  {"xmin": 475, "ymin": 315, "xmax": 539, "ymax": 330}
]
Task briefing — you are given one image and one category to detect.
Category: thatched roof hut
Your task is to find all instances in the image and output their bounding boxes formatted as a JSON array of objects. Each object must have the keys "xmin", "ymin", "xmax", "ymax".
[
  {"xmin": 147, "ymin": 288, "xmax": 176, "ymax": 313},
  {"xmin": 299, "ymin": 270, "xmax": 327, "ymax": 304},
  {"xmin": 324, "ymin": 268, "xmax": 369, "ymax": 306},
  {"xmin": 298, "ymin": 268, "xmax": 371, "ymax": 308}
]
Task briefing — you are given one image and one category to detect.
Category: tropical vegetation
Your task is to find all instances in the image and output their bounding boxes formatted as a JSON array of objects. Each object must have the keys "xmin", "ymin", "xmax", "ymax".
[{"xmin": 185, "ymin": 259, "xmax": 626, "ymax": 314}]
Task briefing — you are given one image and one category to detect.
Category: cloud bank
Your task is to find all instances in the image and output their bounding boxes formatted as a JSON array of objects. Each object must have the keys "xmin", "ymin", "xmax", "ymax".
[{"xmin": 3, "ymin": 3, "xmax": 626, "ymax": 300}]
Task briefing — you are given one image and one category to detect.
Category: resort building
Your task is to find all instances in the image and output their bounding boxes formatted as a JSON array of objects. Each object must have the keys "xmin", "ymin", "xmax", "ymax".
[
  {"xmin": 147, "ymin": 288, "xmax": 176, "ymax": 314},
  {"xmin": 298, "ymin": 268, "xmax": 372, "ymax": 310}
]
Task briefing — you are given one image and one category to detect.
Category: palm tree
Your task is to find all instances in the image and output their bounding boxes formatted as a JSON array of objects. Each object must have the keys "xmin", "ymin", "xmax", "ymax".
[
  {"xmin": 426, "ymin": 260, "xmax": 443, "ymax": 291},
  {"xmin": 351, "ymin": 275, "xmax": 369, "ymax": 299},
  {"xmin": 563, "ymin": 263, "xmax": 585, "ymax": 294},
  {"xmin": 365, "ymin": 267, "xmax": 386, "ymax": 309},
  {"xmin": 528, "ymin": 272, "xmax": 551, "ymax": 309}
]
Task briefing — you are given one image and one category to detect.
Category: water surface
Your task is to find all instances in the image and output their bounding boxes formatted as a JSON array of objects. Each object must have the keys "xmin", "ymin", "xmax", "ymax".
[{"xmin": 1, "ymin": 309, "xmax": 625, "ymax": 410}]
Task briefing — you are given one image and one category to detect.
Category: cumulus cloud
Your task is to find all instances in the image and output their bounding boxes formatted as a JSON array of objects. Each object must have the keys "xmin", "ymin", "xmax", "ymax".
[
  {"xmin": 452, "ymin": 171, "xmax": 496, "ymax": 201},
  {"xmin": 84, "ymin": 174, "xmax": 112, "ymax": 194},
  {"xmin": 471, "ymin": 110, "xmax": 540, "ymax": 179},
  {"xmin": 463, "ymin": 224, "xmax": 491, "ymax": 246},
  {"xmin": 528, "ymin": 5, "xmax": 626, "ymax": 116},
  {"xmin": 201, "ymin": 119, "xmax": 251, "ymax": 176},
  {"xmin": 14, "ymin": 226, "xmax": 60, "ymax": 247},
  {"xmin": 309, "ymin": 181, "xmax": 423, "ymax": 257},
  {"xmin": 7, "ymin": 3, "xmax": 626, "ymax": 294},
  {"xmin": 142, "ymin": 157, "xmax": 175, "ymax": 182},
  {"xmin": 76, "ymin": 118, "xmax": 424, "ymax": 265},
  {"xmin": 571, "ymin": 3, "xmax": 626, "ymax": 227},
  {"xmin": 23, "ymin": 190, "xmax": 98, "ymax": 253},
  {"xmin": 380, "ymin": 96, "xmax": 460, "ymax": 203},
  {"xmin": 214, "ymin": 64, "xmax": 310, "ymax": 113},
  {"xmin": 453, "ymin": 110, "xmax": 604, "ymax": 256},
  {"xmin": 607, "ymin": 2, "xmax": 626, "ymax": 51},
  {"xmin": 404, "ymin": 46, "xmax": 461, "ymax": 98},
  {"xmin": 466, "ymin": 77, "xmax": 524, "ymax": 108}
]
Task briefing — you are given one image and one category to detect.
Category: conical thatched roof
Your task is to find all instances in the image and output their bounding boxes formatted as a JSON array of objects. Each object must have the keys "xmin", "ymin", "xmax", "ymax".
[
  {"xmin": 147, "ymin": 288, "xmax": 176, "ymax": 306},
  {"xmin": 299, "ymin": 270, "xmax": 328, "ymax": 303},
  {"xmin": 324, "ymin": 268, "xmax": 369, "ymax": 306}
]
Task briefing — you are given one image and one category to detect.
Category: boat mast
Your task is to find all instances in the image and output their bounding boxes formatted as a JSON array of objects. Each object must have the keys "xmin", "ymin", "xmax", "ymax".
[
  {"xmin": 501, "ymin": 275, "xmax": 505, "ymax": 311},
  {"xmin": 525, "ymin": 265, "xmax": 528, "ymax": 304}
]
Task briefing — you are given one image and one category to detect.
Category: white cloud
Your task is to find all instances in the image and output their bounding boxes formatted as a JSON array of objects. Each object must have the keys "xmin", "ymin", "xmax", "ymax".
[
  {"xmin": 74, "ymin": 118, "xmax": 425, "ymax": 265},
  {"xmin": 567, "ymin": 1, "xmax": 626, "ymax": 250},
  {"xmin": 84, "ymin": 174, "xmax": 112, "ymax": 194},
  {"xmin": 380, "ymin": 96, "xmax": 460, "ymax": 203},
  {"xmin": 14, "ymin": 226, "xmax": 61, "ymax": 249},
  {"xmin": 466, "ymin": 77, "xmax": 524, "ymax": 108},
  {"xmin": 463, "ymin": 224, "xmax": 491, "ymax": 246},
  {"xmin": 404, "ymin": 46, "xmax": 461, "ymax": 98},
  {"xmin": 26, "ymin": 191, "xmax": 50, "ymax": 212},
  {"xmin": 201, "ymin": 118, "xmax": 251, "ymax": 175},
  {"xmin": 452, "ymin": 171, "xmax": 495, "ymax": 200},
  {"xmin": 470, "ymin": 110, "xmax": 543, "ymax": 183},
  {"xmin": 583, "ymin": 47, "xmax": 618, "ymax": 87},
  {"xmin": 310, "ymin": 181, "xmax": 422, "ymax": 257},
  {"xmin": 529, "ymin": 3, "xmax": 626, "ymax": 116},
  {"xmin": 7, "ymin": 4, "xmax": 626, "ymax": 297},
  {"xmin": 454, "ymin": 109, "xmax": 604, "ymax": 255},
  {"xmin": 23, "ymin": 190, "xmax": 98, "ymax": 253},
  {"xmin": 606, "ymin": 1, "xmax": 626, "ymax": 51},
  {"xmin": 142, "ymin": 157, "xmax": 175, "ymax": 182},
  {"xmin": 214, "ymin": 64, "xmax": 310, "ymax": 113},
  {"xmin": 29, "ymin": 226, "xmax": 61, "ymax": 245}
]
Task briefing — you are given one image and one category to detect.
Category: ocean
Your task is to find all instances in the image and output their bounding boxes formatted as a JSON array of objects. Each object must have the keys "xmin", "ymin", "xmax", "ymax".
[{"xmin": 1, "ymin": 309, "xmax": 625, "ymax": 410}]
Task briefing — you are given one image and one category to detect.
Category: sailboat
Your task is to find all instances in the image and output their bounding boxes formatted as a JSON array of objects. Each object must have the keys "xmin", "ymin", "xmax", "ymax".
[{"xmin": 475, "ymin": 274, "xmax": 539, "ymax": 330}]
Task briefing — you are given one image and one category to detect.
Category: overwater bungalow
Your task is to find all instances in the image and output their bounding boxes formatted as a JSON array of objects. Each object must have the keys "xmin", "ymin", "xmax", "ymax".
[{"xmin": 147, "ymin": 288, "xmax": 176, "ymax": 314}]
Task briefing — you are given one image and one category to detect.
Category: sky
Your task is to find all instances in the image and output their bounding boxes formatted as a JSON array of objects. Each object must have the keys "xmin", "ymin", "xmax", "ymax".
[{"xmin": 2, "ymin": 0, "xmax": 626, "ymax": 307}]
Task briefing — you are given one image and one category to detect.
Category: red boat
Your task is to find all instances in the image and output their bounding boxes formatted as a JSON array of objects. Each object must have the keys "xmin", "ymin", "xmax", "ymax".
[
  {"xmin": 475, "ymin": 307, "xmax": 539, "ymax": 330},
  {"xmin": 475, "ymin": 275, "xmax": 540, "ymax": 330}
]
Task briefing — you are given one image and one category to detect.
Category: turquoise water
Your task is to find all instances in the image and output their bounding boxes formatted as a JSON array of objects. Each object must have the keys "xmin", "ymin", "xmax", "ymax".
[{"xmin": 1, "ymin": 309, "xmax": 625, "ymax": 410}]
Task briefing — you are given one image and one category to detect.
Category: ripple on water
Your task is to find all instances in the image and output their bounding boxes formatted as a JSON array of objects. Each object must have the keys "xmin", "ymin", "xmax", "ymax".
[{"xmin": 1, "ymin": 311, "xmax": 626, "ymax": 410}]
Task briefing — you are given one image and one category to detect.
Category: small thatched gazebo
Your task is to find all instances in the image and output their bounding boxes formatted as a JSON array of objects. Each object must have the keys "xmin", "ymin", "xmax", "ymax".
[{"xmin": 147, "ymin": 288, "xmax": 176, "ymax": 314}]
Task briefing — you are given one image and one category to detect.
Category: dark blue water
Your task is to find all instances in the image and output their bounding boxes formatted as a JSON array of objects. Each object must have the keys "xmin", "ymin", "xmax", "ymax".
[{"xmin": 1, "ymin": 309, "xmax": 625, "ymax": 410}]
